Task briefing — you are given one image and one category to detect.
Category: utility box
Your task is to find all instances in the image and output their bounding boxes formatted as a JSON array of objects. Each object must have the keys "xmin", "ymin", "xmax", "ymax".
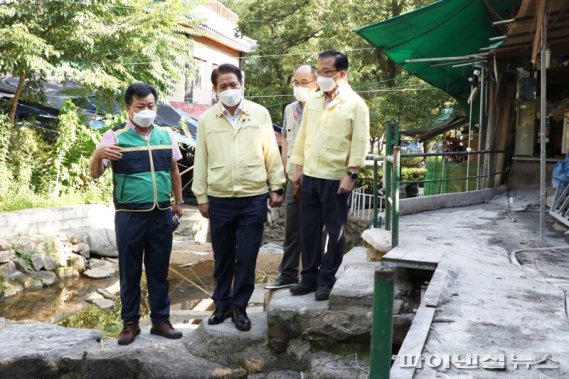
[{"xmin": 515, "ymin": 101, "xmax": 536, "ymax": 156}]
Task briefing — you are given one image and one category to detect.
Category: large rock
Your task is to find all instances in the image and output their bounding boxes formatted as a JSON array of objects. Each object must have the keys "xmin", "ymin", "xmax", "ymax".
[
  {"xmin": 0, "ymin": 320, "xmax": 245, "ymax": 378},
  {"xmin": 267, "ymin": 290, "xmax": 372, "ymax": 343},
  {"xmin": 88, "ymin": 228, "xmax": 118, "ymax": 258},
  {"xmin": 0, "ymin": 240, "xmax": 12, "ymax": 250},
  {"xmin": 0, "ymin": 249, "xmax": 14, "ymax": 263},
  {"xmin": 30, "ymin": 253, "xmax": 58, "ymax": 271},
  {"xmin": 83, "ymin": 262, "xmax": 116, "ymax": 279},
  {"xmin": 0, "ymin": 261, "xmax": 19, "ymax": 280},
  {"xmin": 0, "ymin": 321, "xmax": 101, "ymax": 378},
  {"xmin": 361, "ymin": 228, "xmax": 392, "ymax": 254},
  {"xmin": 87, "ymin": 296, "xmax": 114, "ymax": 310},
  {"xmin": 72, "ymin": 242, "xmax": 91, "ymax": 258},
  {"xmin": 1, "ymin": 281, "xmax": 24, "ymax": 297},
  {"xmin": 23, "ymin": 275, "xmax": 44, "ymax": 290},
  {"xmin": 187, "ymin": 309, "xmax": 279, "ymax": 372},
  {"xmin": 12, "ymin": 257, "xmax": 31, "ymax": 273},
  {"xmin": 34, "ymin": 271, "xmax": 58, "ymax": 286},
  {"xmin": 67, "ymin": 252, "xmax": 87, "ymax": 273}
]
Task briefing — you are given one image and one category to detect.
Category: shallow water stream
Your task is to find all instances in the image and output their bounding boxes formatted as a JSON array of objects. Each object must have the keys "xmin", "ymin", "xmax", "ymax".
[{"xmin": 0, "ymin": 261, "xmax": 215, "ymax": 328}]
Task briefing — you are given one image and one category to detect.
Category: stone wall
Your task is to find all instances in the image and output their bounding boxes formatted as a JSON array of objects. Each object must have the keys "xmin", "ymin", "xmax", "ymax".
[{"xmin": 0, "ymin": 204, "xmax": 114, "ymax": 238}]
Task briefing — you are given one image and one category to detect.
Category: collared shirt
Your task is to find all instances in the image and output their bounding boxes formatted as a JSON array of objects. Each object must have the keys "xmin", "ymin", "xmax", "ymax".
[
  {"xmin": 324, "ymin": 87, "xmax": 341, "ymax": 109},
  {"xmin": 290, "ymin": 85, "xmax": 370, "ymax": 180},
  {"xmin": 191, "ymin": 100, "xmax": 285, "ymax": 204},
  {"xmin": 98, "ymin": 119, "xmax": 182, "ymax": 167},
  {"xmin": 221, "ymin": 101, "xmax": 243, "ymax": 128},
  {"xmin": 282, "ymin": 101, "xmax": 304, "ymax": 178},
  {"xmin": 282, "ymin": 101, "xmax": 303, "ymax": 138}
]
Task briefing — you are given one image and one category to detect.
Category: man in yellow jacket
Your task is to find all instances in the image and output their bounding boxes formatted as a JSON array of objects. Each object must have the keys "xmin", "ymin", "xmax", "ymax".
[
  {"xmin": 290, "ymin": 50, "xmax": 370, "ymax": 301},
  {"xmin": 192, "ymin": 63, "xmax": 285, "ymax": 331}
]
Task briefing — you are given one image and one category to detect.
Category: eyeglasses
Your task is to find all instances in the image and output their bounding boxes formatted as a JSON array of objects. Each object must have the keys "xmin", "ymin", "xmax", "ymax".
[
  {"xmin": 292, "ymin": 80, "xmax": 316, "ymax": 87},
  {"xmin": 315, "ymin": 70, "xmax": 338, "ymax": 78}
]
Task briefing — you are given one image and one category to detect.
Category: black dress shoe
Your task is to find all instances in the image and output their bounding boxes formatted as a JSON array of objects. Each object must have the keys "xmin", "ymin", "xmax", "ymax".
[
  {"xmin": 264, "ymin": 276, "xmax": 299, "ymax": 290},
  {"xmin": 315, "ymin": 286, "xmax": 333, "ymax": 301},
  {"xmin": 208, "ymin": 308, "xmax": 231, "ymax": 325},
  {"xmin": 289, "ymin": 282, "xmax": 317, "ymax": 296},
  {"xmin": 231, "ymin": 308, "xmax": 251, "ymax": 331}
]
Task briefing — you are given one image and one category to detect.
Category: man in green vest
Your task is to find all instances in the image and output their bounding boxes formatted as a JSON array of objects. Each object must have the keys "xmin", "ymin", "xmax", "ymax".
[{"xmin": 89, "ymin": 83, "xmax": 184, "ymax": 345}]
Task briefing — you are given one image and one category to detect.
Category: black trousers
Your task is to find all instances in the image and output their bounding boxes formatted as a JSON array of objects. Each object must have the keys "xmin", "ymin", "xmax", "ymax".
[
  {"xmin": 209, "ymin": 194, "xmax": 268, "ymax": 311},
  {"xmin": 115, "ymin": 208, "xmax": 173, "ymax": 325},
  {"xmin": 300, "ymin": 175, "xmax": 349, "ymax": 288},
  {"xmin": 279, "ymin": 180, "xmax": 301, "ymax": 280}
]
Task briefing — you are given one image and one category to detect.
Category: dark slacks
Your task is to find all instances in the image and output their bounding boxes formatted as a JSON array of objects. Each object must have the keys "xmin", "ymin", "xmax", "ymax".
[
  {"xmin": 300, "ymin": 175, "xmax": 349, "ymax": 288},
  {"xmin": 279, "ymin": 180, "xmax": 301, "ymax": 280},
  {"xmin": 209, "ymin": 194, "xmax": 268, "ymax": 311},
  {"xmin": 115, "ymin": 208, "xmax": 173, "ymax": 325}
]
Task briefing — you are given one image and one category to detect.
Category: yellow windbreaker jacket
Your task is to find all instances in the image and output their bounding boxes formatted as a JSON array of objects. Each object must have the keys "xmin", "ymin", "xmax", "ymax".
[
  {"xmin": 290, "ymin": 86, "xmax": 370, "ymax": 180},
  {"xmin": 192, "ymin": 100, "xmax": 285, "ymax": 204}
]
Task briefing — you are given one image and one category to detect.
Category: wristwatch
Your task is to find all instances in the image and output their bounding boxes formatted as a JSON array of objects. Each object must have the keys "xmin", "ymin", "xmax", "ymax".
[
  {"xmin": 175, "ymin": 200, "xmax": 184, "ymax": 206},
  {"xmin": 347, "ymin": 170, "xmax": 359, "ymax": 181},
  {"xmin": 271, "ymin": 188, "xmax": 284, "ymax": 195}
]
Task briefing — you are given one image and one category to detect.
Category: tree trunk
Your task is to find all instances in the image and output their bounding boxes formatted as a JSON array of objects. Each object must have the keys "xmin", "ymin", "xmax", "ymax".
[{"xmin": 8, "ymin": 74, "xmax": 26, "ymax": 125}]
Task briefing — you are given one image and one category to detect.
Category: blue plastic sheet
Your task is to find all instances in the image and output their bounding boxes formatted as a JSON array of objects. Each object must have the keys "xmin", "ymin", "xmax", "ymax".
[{"xmin": 552, "ymin": 156, "xmax": 569, "ymax": 188}]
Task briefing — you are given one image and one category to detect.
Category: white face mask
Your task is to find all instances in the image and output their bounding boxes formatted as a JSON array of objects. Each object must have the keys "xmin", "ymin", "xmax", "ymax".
[
  {"xmin": 132, "ymin": 109, "xmax": 156, "ymax": 128},
  {"xmin": 293, "ymin": 86, "xmax": 313, "ymax": 102},
  {"xmin": 218, "ymin": 88, "xmax": 242, "ymax": 107},
  {"xmin": 316, "ymin": 75, "xmax": 337, "ymax": 92}
]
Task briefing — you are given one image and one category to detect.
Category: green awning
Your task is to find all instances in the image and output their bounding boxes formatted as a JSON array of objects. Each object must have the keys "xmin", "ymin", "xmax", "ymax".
[{"xmin": 354, "ymin": 0, "xmax": 511, "ymax": 106}]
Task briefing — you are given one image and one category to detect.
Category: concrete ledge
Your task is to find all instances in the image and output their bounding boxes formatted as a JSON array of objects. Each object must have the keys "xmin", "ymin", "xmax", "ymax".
[{"xmin": 400, "ymin": 185, "xmax": 507, "ymax": 215}]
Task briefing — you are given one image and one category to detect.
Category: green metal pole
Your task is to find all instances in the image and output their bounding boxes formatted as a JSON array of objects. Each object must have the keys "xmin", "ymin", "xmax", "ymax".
[
  {"xmin": 385, "ymin": 122, "xmax": 393, "ymax": 230},
  {"xmin": 369, "ymin": 268, "xmax": 395, "ymax": 379},
  {"xmin": 392, "ymin": 146, "xmax": 400, "ymax": 248},
  {"xmin": 373, "ymin": 158, "xmax": 378, "ymax": 227}
]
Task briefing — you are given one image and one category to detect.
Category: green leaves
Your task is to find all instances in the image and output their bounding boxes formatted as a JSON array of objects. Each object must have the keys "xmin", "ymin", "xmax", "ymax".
[
  {"xmin": 233, "ymin": 0, "xmax": 454, "ymax": 144},
  {"xmin": 0, "ymin": 0, "xmax": 200, "ymax": 120}
]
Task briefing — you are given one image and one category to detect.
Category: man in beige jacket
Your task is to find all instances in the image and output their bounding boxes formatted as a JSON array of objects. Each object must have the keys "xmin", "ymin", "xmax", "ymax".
[
  {"xmin": 192, "ymin": 63, "xmax": 285, "ymax": 331},
  {"xmin": 289, "ymin": 50, "xmax": 370, "ymax": 301}
]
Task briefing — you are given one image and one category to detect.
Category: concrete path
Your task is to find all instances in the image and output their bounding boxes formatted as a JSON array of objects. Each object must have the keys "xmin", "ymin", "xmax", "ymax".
[{"xmin": 382, "ymin": 191, "xmax": 569, "ymax": 378}]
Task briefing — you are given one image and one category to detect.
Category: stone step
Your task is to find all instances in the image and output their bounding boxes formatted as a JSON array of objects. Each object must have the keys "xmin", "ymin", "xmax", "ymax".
[
  {"xmin": 338, "ymin": 246, "xmax": 369, "ymax": 272},
  {"xmin": 267, "ymin": 289, "xmax": 371, "ymax": 344},
  {"xmin": 329, "ymin": 261, "xmax": 381, "ymax": 311},
  {"xmin": 187, "ymin": 307, "xmax": 281, "ymax": 372}
]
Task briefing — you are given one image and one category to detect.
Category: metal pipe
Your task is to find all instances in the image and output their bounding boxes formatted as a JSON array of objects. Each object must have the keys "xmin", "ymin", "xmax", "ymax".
[
  {"xmin": 369, "ymin": 268, "xmax": 395, "ymax": 379},
  {"xmin": 392, "ymin": 146, "xmax": 400, "ymax": 248},
  {"xmin": 489, "ymin": 35, "xmax": 507, "ymax": 41},
  {"xmin": 467, "ymin": 81, "xmax": 474, "ymax": 192},
  {"xmin": 540, "ymin": 15, "xmax": 547, "ymax": 243},
  {"xmin": 404, "ymin": 53, "xmax": 490, "ymax": 63},
  {"xmin": 373, "ymin": 159, "xmax": 379, "ymax": 228},
  {"xmin": 477, "ymin": 65, "xmax": 485, "ymax": 190},
  {"xmin": 385, "ymin": 122, "xmax": 393, "ymax": 230},
  {"xmin": 401, "ymin": 149, "xmax": 506, "ymax": 158},
  {"xmin": 493, "ymin": 18, "xmax": 515, "ymax": 26}
]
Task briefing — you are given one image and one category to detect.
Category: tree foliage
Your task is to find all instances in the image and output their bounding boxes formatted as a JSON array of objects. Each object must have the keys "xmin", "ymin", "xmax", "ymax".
[
  {"xmin": 0, "ymin": 0, "xmax": 200, "ymax": 122},
  {"xmin": 230, "ymin": 0, "xmax": 454, "ymax": 151}
]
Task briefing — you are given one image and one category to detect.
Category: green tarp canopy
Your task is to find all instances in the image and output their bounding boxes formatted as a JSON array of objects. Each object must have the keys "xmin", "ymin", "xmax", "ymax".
[{"xmin": 354, "ymin": 0, "xmax": 516, "ymax": 108}]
